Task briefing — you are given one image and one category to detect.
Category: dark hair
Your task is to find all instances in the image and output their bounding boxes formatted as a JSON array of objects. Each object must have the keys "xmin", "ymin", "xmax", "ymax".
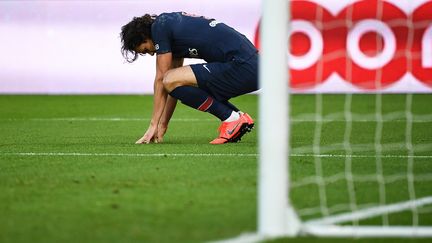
[{"xmin": 120, "ymin": 14, "xmax": 156, "ymax": 63}]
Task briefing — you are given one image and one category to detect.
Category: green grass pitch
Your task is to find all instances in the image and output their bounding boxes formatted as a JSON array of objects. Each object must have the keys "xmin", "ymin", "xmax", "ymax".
[{"xmin": 0, "ymin": 94, "xmax": 431, "ymax": 243}]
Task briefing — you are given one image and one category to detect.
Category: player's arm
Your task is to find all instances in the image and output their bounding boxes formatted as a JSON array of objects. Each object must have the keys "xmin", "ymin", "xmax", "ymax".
[
  {"xmin": 136, "ymin": 52, "xmax": 173, "ymax": 144},
  {"xmin": 160, "ymin": 58, "xmax": 184, "ymax": 126},
  {"xmin": 156, "ymin": 57, "xmax": 184, "ymax": 141},
  {"xmin": 152, "ymin": 52, "xmax": 173, "ymax": 126}
]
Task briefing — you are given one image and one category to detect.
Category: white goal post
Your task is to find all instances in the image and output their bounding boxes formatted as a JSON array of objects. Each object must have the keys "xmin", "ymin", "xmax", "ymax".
[
  {"xmin": 258, "ymin": 0, "xmax": 300, "ymax": 238},
  {"xmin": 257, "ymin": 0, "xmax": 432, "ymax": 240}
]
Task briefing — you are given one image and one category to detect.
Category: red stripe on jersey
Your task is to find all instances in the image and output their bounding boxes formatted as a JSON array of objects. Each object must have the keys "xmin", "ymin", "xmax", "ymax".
[{"xmin": 197, "ymin": 97, "xmax": 214, "ymax": 111}]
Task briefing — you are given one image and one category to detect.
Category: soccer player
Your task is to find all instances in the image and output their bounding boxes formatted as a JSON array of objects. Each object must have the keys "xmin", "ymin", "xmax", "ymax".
[{"xmin": 120, "ymin": 12, "xmax": 258, "ymax": 144}]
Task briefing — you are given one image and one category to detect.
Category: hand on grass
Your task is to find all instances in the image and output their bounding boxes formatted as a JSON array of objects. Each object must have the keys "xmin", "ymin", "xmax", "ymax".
[
  {"xmin": 136, "ymin": 125, "xmax": 158, "ymax": 144},
  {"xmin": 156, "ymin": 124, "xmax": 168, "ymax": 143}
]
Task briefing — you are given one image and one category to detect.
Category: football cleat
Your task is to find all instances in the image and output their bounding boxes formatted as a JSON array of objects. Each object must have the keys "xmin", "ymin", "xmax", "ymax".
[
  {"xmin": 241, "ymin": 112, "xmax": 255, "ymax": 132},
  {"xmin": 210, "ymin": 113, "xmax": 254, "ymax": 144}
]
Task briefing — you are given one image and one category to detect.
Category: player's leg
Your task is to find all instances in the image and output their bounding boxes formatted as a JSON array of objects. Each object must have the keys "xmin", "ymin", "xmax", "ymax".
[
  {"xmin": 163, "ymin": 65, "xmax": 251, "ymax": 144},
  {"xmin": 221, "ymin": 100, "xmax": 240, "ymax": 112},
  {"xmin": 189, "ymin": 57, "xmax": 258, "ymax": 143},
  {"xmin": 164, "ymin": 67, "xmax": 243, "ymax": 117},
  {"xmin": 163, "ymin": 66, "xmax": 235, "ymax": 121},
  {"xmin": 165, "ymin": 66, "xmax": 241, "ymax": 112}
]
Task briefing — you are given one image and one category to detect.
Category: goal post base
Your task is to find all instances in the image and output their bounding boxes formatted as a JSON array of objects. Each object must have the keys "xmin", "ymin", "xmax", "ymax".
[{"xmin": 286, "ymin": 204, "xmax": 302, "ymax": 236}]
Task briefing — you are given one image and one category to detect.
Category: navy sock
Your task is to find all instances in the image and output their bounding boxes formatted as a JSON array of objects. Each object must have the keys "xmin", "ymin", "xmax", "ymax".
[
  {"xmin": 170, "ymin": 86, "xmax": 232, "ymax": 121},
  {"xmin": 221, "ymin": 101, "xmax": 240, "ymax": 112}
]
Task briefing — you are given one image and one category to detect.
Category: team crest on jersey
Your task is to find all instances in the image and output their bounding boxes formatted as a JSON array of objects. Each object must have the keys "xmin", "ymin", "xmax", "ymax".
[{"xmin": 189, "ymin": 48, "xmax": 199, "ymax": 57}]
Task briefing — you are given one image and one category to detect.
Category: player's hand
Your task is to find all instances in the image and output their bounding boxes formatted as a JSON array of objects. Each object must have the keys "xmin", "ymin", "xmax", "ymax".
[
  {"xmin": 136, "ymin": 125, "xmax": 157, "ymax": 144},
  {"xmin": 156, "ymin": 124, "xmax": 168, "ymax": 143}
]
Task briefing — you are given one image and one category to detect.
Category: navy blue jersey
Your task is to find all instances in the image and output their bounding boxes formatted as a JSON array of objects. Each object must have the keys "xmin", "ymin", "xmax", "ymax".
[{"xmin": 151, "ymin": 12, "xmax": 257, "ymax": 63}]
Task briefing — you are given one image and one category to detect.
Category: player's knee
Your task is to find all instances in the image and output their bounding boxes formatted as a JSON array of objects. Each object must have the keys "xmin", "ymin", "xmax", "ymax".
[
  {"xmin": 162, "ymin": 71, "xmax": 174, "ymax": 91},
  {"xmin": 163, "ymin": 70, "xmax": 181, "ymax": 92}
]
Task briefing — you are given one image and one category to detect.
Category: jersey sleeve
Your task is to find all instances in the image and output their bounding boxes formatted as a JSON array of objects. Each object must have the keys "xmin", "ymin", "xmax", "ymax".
[{"xmin": 151, "ymin": 14, "xmax": 172, "ymax": 54}]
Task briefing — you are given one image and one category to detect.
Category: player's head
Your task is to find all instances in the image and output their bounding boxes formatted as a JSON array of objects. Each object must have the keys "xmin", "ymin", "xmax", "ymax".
[
  {"xmin": 120, "ymin": 14, "xmax": 157, "ymax": 63},
  {"xmin": 134, "ymin": 39, "xmax": 157, "ymax": 57}
]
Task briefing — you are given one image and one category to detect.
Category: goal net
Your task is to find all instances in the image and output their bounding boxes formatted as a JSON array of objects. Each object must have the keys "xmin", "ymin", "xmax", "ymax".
[{"xmin": 258, "ymin": 0, "xmax": 432, "ymax": 239}]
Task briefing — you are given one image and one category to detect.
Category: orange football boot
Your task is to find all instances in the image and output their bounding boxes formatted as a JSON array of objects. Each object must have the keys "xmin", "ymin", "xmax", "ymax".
[
  {"xmin": 210, "ymin": 113, "xmax": 253, "ymax": 144},
  {"xmin": 241, "ymin": 112, "xmax": 255, "ymax": 131}
]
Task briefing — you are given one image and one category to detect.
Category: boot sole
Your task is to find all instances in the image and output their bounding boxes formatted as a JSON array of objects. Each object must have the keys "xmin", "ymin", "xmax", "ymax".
[{"xmin": 228, "ymin": 123, "xmax": 254, "ymax": 143}]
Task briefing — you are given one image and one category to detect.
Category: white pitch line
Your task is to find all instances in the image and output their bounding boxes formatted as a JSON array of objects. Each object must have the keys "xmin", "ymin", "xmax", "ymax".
[
  {"xmin": 0, "ymin": 152, "xmax": 431, "ymax": 159},
  {"xmin": 0, "ymin": 152, "xmax": 257, "ymax": 157},
  {"xmin": 208, "ymin": 233, "xmax": 266, "ymax": 243}
]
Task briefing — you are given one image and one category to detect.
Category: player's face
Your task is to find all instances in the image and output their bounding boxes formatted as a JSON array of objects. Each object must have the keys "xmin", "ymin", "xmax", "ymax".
[{"xmin": 135, "ymin": 39, "xmax": 156, "ymax": 56}]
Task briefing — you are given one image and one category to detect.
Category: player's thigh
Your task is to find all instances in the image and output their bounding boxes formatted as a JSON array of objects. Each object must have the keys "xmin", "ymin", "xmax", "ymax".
[
  {"xmin": 163, "ymin": 66, "xmax": 198, "ymax": 91},
  {"xmin": 190, "ymin": 59, "xmax": 258, "ymax": 101}
]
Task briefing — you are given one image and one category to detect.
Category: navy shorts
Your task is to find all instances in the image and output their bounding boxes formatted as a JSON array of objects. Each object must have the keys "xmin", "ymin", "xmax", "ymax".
[{"xmin": 190, "ymin": 54, "xmax": 258, "ymax": 101}]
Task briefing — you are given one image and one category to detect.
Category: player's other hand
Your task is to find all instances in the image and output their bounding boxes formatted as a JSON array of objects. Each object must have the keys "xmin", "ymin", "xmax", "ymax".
[
  {"xmin": 136, "ymin": 125, "xmax": 157, "ymax": 144},
  {"xmin": 156, "ymin": 124, "xmax": 168, "ymax": 143}
]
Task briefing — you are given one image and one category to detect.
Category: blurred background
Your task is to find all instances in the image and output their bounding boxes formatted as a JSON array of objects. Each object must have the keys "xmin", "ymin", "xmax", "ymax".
[
  {"xmin": 0, "ymin": 0, "xmax": 260, "ymax": 94},
  {"xmin": 0, "ymin": 0, "xmax": 431, "ymax": 94}
]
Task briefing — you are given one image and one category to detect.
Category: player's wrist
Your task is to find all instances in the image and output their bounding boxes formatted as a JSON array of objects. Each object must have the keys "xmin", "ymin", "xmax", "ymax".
[
  {"xmin": 158, "ymin": 119, "xmax": 168, "ymax": 127},
  {"xmin": 149, "ymin": 120, "xmax": 158, "ymax": 128}
]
